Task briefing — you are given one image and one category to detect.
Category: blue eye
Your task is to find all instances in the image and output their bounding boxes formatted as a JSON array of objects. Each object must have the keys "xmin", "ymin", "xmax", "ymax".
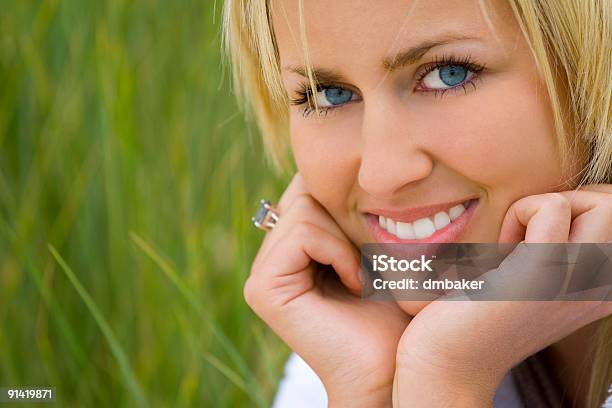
[
  {"xmin": 439, "ymin": 65, "xmax": 468, "ymax": 86},
  {"xmin": 323, "ymin": 87, "xmax": 353, "ymax": 105},
  {"xmin": 290, "ymin": 83, "xmax": 361, "ymax": 118},
  {"xmin": 420, "ymin": 64, "xmax": 475, "ymax": 90},
  {"xmin": 308, "ymin": 86, "xmax": 357, "ymax": 107}
]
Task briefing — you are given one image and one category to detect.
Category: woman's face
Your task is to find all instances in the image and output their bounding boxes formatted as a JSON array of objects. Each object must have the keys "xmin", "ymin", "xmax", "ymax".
[{"xmin": 272, "ymin": 0, "xmax": 571, "ymax": 247}]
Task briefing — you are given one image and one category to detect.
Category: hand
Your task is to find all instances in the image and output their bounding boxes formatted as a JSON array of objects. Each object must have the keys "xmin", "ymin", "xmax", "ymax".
[
  {"xmin": 245, "ymin": 174, "xmax": 411, "ymax": 407},
  {"xmin": 392, "ymin": 185, "xmax": 612, "ymax": 407}
]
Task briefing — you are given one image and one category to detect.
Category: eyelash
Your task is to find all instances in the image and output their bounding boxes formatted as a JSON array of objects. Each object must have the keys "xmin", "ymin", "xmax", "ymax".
[
  {"xmin": 288, "ymin": 83, "xmax": 347, "ymax": 118},
  {"xmin": 289, "ymin": 55, "xmax": 486, "ymax": 118},
  {"xmin": 415, "ymin": 54, "xmax": 486, "ymax": 97}
]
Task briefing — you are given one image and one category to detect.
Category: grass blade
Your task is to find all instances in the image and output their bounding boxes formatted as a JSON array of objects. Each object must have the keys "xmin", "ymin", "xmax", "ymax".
[{"xmin": 48, "ymin": 245, "xmax": 147, "ymax": 407}]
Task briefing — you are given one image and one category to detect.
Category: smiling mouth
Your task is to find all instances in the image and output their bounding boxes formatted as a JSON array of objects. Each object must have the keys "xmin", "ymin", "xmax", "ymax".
[{"xmin": 366, "ymin": 198, "xmax": 479, "ymax": 242}]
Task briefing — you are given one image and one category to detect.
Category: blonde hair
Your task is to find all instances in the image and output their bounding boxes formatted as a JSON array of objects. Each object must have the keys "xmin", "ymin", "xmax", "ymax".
[{"xmin": 222, "ymin": 0, "xmax": 612, "ymax": 405}]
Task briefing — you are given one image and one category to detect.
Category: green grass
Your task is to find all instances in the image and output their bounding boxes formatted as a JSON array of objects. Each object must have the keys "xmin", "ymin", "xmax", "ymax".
[{"xmin": 0, "ymin": 1, "xmax": 291, "ymax": 406}]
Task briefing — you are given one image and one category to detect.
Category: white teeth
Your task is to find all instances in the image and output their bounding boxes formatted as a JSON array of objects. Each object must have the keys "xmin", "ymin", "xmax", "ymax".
[
  {"xmin": 396, "ymin": 221, "xmax": 415, "ymax": 239},
  {"xmin": 377, "ymin": 200, "xmax": 471, "ymax": 239},
  {"xmin": 433, "ymin": 211, "xmax": 451, "ymax": 230},
  {"xmin": 449, "ymin": 204, "xmax": 466, "ymax": 221},
  {"xmin": 413, "ymin": 218, "xmax": 436, "ymax": 239},
  {"xmin": 386, "ymin": 218, "xmax": 396, "ymax": 235}
]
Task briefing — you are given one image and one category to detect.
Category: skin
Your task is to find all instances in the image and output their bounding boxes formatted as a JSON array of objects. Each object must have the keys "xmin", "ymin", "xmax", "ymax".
[{"xmin": 245, "ymin": 0, "xmax": 612, "ymax": 406}]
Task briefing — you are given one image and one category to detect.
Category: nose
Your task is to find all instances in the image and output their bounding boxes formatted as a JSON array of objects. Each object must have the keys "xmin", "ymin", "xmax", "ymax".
[{"xmin": 357, "ymin": 98, "xmax": 434, "ymax": 198}]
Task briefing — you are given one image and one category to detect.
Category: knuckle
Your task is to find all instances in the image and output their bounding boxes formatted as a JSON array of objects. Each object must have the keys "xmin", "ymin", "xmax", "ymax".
[
  {"xmin": 596, "ymin": 196, "xmax": 612, "ymax": 211},
  {"xmin": 336, "ymin": 241, "xmax": 354, "ymax": 261},
  {"xmin": 544, "ymin": 192, "xmax": 571, "ymax": 211},
  {"xmin": 242, "ymin": 276, "xmax": 257, "ymax": 308},
  {"xmin": 242, "ymin": 274, "xmax": 260, "ymax": 308},
  {"xmin": 290, "ymin": 221, "xmax": 317, "ymax": 241},
  {"xmin": 289, "ymin": 194, "xmax": 317, "ymax": 212}
]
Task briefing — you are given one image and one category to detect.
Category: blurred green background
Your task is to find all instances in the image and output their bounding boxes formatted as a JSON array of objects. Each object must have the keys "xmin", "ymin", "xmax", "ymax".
[{"xmin": 0, "ymin": 0, "xmax": 291, "ymax": 406}]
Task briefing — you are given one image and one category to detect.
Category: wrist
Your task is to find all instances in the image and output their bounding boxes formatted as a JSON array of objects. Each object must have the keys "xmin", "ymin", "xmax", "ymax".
[
  {"xmin": 394, "ymin": 372, "xmax": 495, "ymax": 407},
  {"xmin": 327, "ymin": 384, "xmax": 393, "ymax": 408},
  {"xmin": 393, "ymin": 355, "xmax": 499, "ymax": 407}
]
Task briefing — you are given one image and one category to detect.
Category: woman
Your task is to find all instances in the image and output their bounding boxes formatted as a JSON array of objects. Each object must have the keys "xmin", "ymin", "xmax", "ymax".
[{"xmin": 223, "ymin": 0, "xmax": 612, "ymax": 406}]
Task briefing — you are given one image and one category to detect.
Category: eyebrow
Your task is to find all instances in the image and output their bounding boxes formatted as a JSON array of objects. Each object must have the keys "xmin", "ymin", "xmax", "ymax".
[
  {"xmin": 283, "ymin": 35, "xmax": 476, "ymax": 82},
  {"xmin": 283, "ymin": 66, "xmax": 346, "ymax": 83},
  {"xmin": 383, "ymin": 35, "xmax": 475, "ymax": 70}
]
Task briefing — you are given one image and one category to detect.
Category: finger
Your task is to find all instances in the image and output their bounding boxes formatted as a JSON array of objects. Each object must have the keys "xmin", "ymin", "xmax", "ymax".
[
  {"xmin": 557, "ymin": 189, "xmax": 612, "ymax": 217},
  {"xmin": 257, "ymin": 172, "xmax": 333, "ymax": 249},
  {"xmin": 255, "ymin": 173, "xmax": 308, "ymax": 244},
  {"xmin": 498, "ymin": 193, "xmax": 571, "ymax": 243},
  {"xmin": 568, "ymin": 209, "xmax": 612, "ymax": 242},
  {"xmin": 254, "ymin": 174, "xmax": 305, "ymax": 240},
  {"xmin": 557, "ymin": 190, "xmax": 612, "ymax": 242},
  {"xmin": 277, "ymin": 172, "xmax": 308, "ymax": 212},
  {"xmin": 253, "ymin": 222, "xmax": 362, "ymax": 297},
  {"xmin": 256, "ymin": 194, "xmax": 349, "ymax": 262}
]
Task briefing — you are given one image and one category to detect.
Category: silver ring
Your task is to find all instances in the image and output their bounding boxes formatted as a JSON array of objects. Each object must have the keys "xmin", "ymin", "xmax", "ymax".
[{"xmin": 252, "ymin": 199, "xmax": 279, "ymax": 231}]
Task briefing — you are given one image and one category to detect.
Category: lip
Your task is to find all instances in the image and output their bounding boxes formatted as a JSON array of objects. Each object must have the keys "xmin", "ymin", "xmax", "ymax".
[{"xmin": 365, "ymin": 198, "xmax": 479, "ymax": 244}]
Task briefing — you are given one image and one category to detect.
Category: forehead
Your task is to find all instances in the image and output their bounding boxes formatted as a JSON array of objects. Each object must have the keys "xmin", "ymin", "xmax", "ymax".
[{"xmin": 271, "ymin": 0, "xmax": 516, "ymax": 71}]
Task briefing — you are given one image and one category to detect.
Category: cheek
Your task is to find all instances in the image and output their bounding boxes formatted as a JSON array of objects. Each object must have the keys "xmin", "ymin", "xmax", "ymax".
[
  {"xmin": 290, "ymin": 116, "xmax": 360, "ymax": 210},
  {"xmin": 419, "ymin": 77, "xmax": 561, "ymax": 194}
]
